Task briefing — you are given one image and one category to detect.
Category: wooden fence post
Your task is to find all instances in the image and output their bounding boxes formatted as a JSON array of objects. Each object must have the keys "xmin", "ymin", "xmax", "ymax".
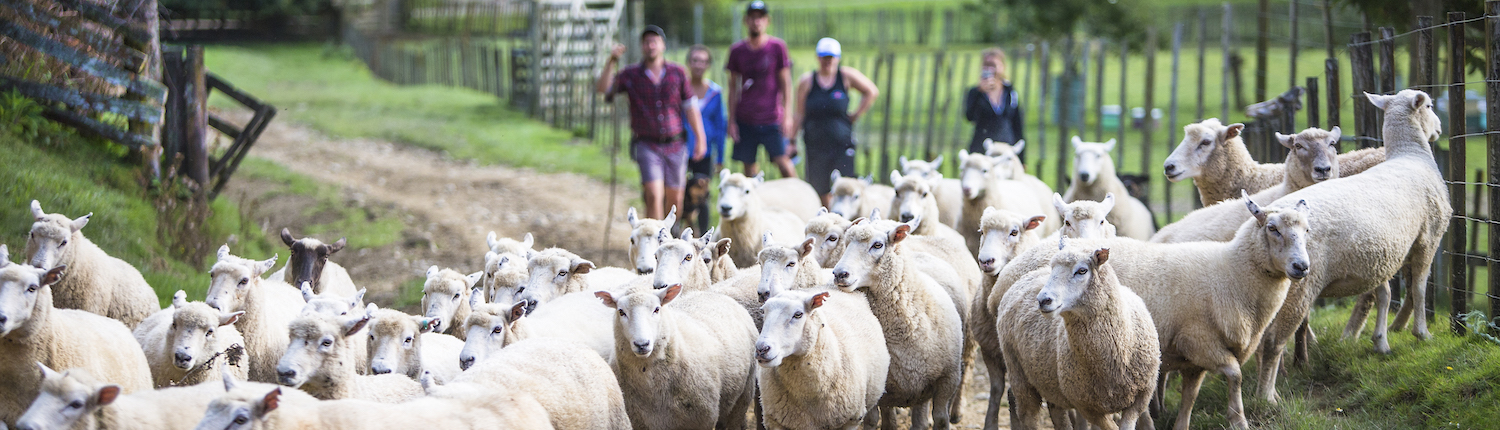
[
  {"xmin": 1095, "ymin": 40, "xmax": 1107, "ymax": 141},
  {"xmin": 1038, "ymin": 41, "xmax": 1051, "ymax": 176},
  {"xmin": 1488, "ymin": 0, "xmax": 1500, "ymax": 322},
  {"xmin": 1306, "ymin": 77, "xmax": 1319, "ymax": 131},
  {"xmin": 1167, "ymin": 24, "xmax": 1183, "ymax": 221},
  {"xmin": 1222, "ymin": 3, "xmax": 1232, "ymax": 121},
  {"xmin": 1288, "ymin": 0, "xmax": 1298, "ymax": 89},
  {"xmin": 1197, "ymin": 8, "xmax": 1207, "ymax": 121},
  {"xmin": 1449, "ymin": 11, "xmax": 1469, "ymax": 335},
  {"xmin": 1055, "ymin": 36, "xmax": 1073, "ymax": 189},
  {"xmin": 1142, "ymin": 28, "xmax": 1157, "ymax": 191},
  {"xmin": 1350, "ymin": 32, "xmax": 1375, "ymax": 148},
  {"xmin": 1117, "ymin": 41, "xmax": 1127, "ymax": 169},
  {"xmin": 924, "ymin": 52, "xmax": 944, "ymax": 160},
  {"xmin": 879, "ymin": 51, "xmax": 895, "ymax": 182},
  {"xmin": 1326, "ymin": 58, "xmax": 1341, "ymax": 132},
  {"xmin": 1379, "ymin": 26, "xmax": 1396, "ymax": 139},
  {"xmin": 183, "ymin": 45, "xmax": 209, "ymax": 187},
  {"xmin": 1254, "ymin": 0, "xmax": 1268, "ymax": 105}
]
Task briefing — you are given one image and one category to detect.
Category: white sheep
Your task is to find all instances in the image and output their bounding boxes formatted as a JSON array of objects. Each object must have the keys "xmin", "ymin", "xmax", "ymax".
[
  {"xmin": 803, "ymin": 209, "xmax": 855, "ymax": 269},
  {"xmin": 595, "ymin": 284, "xmax": 757, "ymax": 429},
  {"xmin": 267, "ymin": 229, "xmax": 356, "ymax": 298},
  {"xmin": 1252, "ymin": 90, "xmax": 1451, "ymax": 404},
  {"xmin": 889, "ymin": 171, "xmax": 972, "ymax": 249},
  {"xmin": 756, "ymin": 289, "xmax": 889, "ymax": 430},
  {"xmin": 959, "ymin": 151, "xmax": 1060, "ymax": 255},
  {"xmin": 484, "ymin": 231, "xmax": 535, "ymax": 256},
  {"xmin": 1062, "ymin": 137, "xmax": 1157, "ymax": 240},
  {"xmin": 626, "ymin": 207, "xmax": 676, "ymax": 275},
  {"xmin": 16, "ymin": 363, "xmax": 224, "ymax": 430},
  {"xmin": 703, "ymin": 229, "xmax": 741, "ymax": 283},
  {"xmin": 0, "ymin": 264, "xmax": 152, "ymax": 425},
  {"xmin": 419, "ymin": 266, "xmax": 483, "ymax": 340},
  {"xmin": 480, "ymin": 232, "xmax": 534, "ymax": 305},
  {"xmin": 1164, "ymin": 119, "xmax": 1387, "ymax": 206},
  {"xmin": 438, "ymin": 337, "xmax": 631, "ymax": 429},
  {"xmin": 989, "ymin": 194, "xmax": 1313, "ymax": 429},
  {"xmin": 754, "ymin": 233, "xmax": 827, "ymax": 302},
  {"xmin": 24, "ymin": 201, "xmax": 157, "ymax": 329},
  {"xmin": 898, "ymin": 155, "xmax": 964, "ymax": 229},
  {"xmin": 982, "ymin": 140, "xmax": 1057, "ymax": 214},
  {"xmin": 134, "ymin": 291, "xmax": 247, "ymax": 388},
  {"xmin": 829, "ymin": 171, "xmax": 897, "ymax": 221},
  {"xmin": 650, "ymin": 228, "xmax": 714, "ymax": 291},
  {"xmin": 365, "ymin": 305, "xmax": 463, "ymax": 384},
  {"xmin": 459, "ymin": 291, "xmax": 615, "ymax": 368},
  {"xmin": 1152, "ymin": 126, "xmax": 1345, "ymax": 243},
  {"xmin": 758, "ymin": 177, "xmax": 825, "ymax": 221},
  {"xmin": 274, "ymin": 305, "xmax": 422, "ymax": 402},
  {"xmin": 716, "ymin": 170, "xmax": 807, "ymax": 268},
  {"xmin": 832, "ymin": 218, "xmax": 964, "ymax": 429},
  {"xmin": 204, "ymin": 246, "xmax": 304, "ymax": 384},
  {"xmin": 514, "ymin": 248, "xmax": 636, "ymax": 313},
  {"xmin": 997, "ymin": 243, "xmax": 1159, "ymax": 430},
  {"xmin": 197, "ymin": 374, "xmax": 555, "ymax": 430}
]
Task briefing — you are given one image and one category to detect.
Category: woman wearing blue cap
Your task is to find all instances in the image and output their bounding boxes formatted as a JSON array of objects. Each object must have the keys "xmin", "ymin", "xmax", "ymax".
[{"xmin": 790, "ymin": 37, "xmax": 879, "ymax": 207}]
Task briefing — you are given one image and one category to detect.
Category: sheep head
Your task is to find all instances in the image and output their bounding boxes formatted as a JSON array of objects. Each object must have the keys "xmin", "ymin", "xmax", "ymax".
[
  {"xmin": 205, "ymin": 245, "xmax": 278, "ymax": 314},
  {"xmin": 420, "ymin": 266, "xmax": 477, "ymax": 335},
  {"xmin": 627, "ymin": 206, "xmax": 674, "ymax": 275},
  {"xmin": 831, "ymin": 218, "xmax": 916, "ymax": 292},
  {"xmin": 458, "ymin": 301, "xmax": 525, "ymax": 370},
  {"xmin": 16, "ymin": 364, "xmax": 119, "ymax": 430},
  {"xmin": 1164, "ymin": 118, "xmax": 1244, "ymax": 182},
  {"xmin": 1280, "ymin": 126, "xmax": 1343, "ymax": 186},
  {"xmin": 170, "ymin": 299, "xmax": 243, "ymax": 371},
  {"xmin": 278, "ymin": 229, "xmax": 346, "ymax": 295},
  {"xmin": 482, "ymin": 250, "xmax": 528, "ymax": 305},
  {"xmin": 0, "ymin": 264, "xmax": 65, "ymax": 338},
  {"xmin": 804, "ymin": 210, "xmax": 853, "ymax": 269},
  {"xmin": 898, "ymin": 154, "xmax": 945, "ymax": 182},
  {"xmin": 596, "ymin": 284, "xmax": 682, "ymax": 358},
  {"xmin": 200, "ymin": 375, "xmax": 283, "ymax": 430},
  {"xmin": 276, "ymin": 310, "xmax": 369, "ymax": 389},
  {"xmin": 653, "ymin": 228, "xmax": 706, "ymax": 290},
  {"xmin": 756, "ymin": 233, "xmax": 815, "ymax": 302},
  {"xmin": 25, "ymin": 200, "xmax": 90, "ymax": 271},
  {"xmin": 983, "ymin": 139, "xmax": 1026, "ymax": 179},
  {"xmin": 1055, "ymin": 193, "xmax": 1117, "ymax": 240},
  {"xmin": 517, "ymin": 249, "xmax": 593, "ymax": 314},
  {"xmin": 1038, "ymin": 242, "xmax": 1112, "ymax": 314},
  {"xmin": 367, "ymin": 306, "xmax": 436, "ymax": 376},
  {"xmin": 717, "ymin": 170, "xmax": 766, "ymax": 221},
  {"xmin": 957, "ymin": 150, "xmax": 997, "ymax": 200},
  {"xmin": 1247, "ymin": 191, "xmax": 1313, "ymax": 280},
  {"xmin": 1367, "ymin": 90, "xmax": 1442, "ymax": 144},
  {"xmin": 976, "ymin": 207, "xmax": 1047, "ymax": 275},
  {"xmin": 891, "ymin": 171, "xmax": 937, "ymax": 224},
  {"xmin": 1071, "ymin": 137, "xmax": 1117, "ymax": 186},
  {"xmin": 755, "ymin": 290, "xmax": 829, "ymax": 368}
]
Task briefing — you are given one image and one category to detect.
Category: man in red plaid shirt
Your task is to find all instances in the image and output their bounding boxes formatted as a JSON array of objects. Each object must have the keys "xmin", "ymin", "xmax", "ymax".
[{"xmin": 596, "ymin": 25, "xmax": 707, "ymax": 221}]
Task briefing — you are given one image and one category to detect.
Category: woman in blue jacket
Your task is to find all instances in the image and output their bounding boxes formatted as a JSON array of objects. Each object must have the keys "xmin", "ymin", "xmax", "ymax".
[{"xmin": 965, "ymin": 47, "xmax": 1026, "ymax": 161}]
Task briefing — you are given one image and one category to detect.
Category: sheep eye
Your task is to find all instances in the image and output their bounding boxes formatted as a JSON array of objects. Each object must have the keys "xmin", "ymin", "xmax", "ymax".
[
  {"xmin": 872, "ymin": 242, "xmax": 884, "ymax": 250},
  {"xmin": 59, "ymin": 240, "xmax": 67, "ymax": 247},
  {"xmin": 404, "ymin": 337, "xmax": 413, "ymax": 344},
  {"xmin": 1009, "ymin": 229, "xmax": 1018, "ymax": 237},
  {"xmin": 233, "ymin": 416, "xmax": 249, "ymax": 425},
  {"xmin": 452, "ymin": 293, "xmax": 460, "ymax": 300},
  {"xmin": 370, "ymin": 334, "xmax": 376, "ymax": 341},
  {"xmin": 653, "ymin": 307, "xmax": 661, "ymax": 314},
  {"xmin": 618, "ymin": 310, "xmax": 626, "ymax": 317},
  {"xmin": 1064, "ymin": 221, "xmax": 1072, "ymax": 227},
  {"xmin": 826, "ymin": 235, "xmax": 838, "ymax": 242},
  {"xmin": 684, "ymin": 254, "xmax": 693, "ymax": 262},
  {"xmin": 68, "ymin": 400, "xmax": 84, "ymax": 409},
  {"xmin": 786, "ymin": 262, "xmax": 796, "ymax": 268},
  {"xmin": 557, "ymin": 271, "xmax": 568, "ymax": 277},
  {"xmin": 206, "ymin": 329, "xmax": 214, "ymax": 337},
  {"xmin": 492, "ymin": 327, "xmax": 503, "ymax": 334},
  {"xmin": 238, "ymin": 278, "xmax": 249, "ymax": 286},
  {"xmin": 1075, "ymin": 268, "xmax": 1088, "ymax": 276},
  {"xmin": 27, "ymin": 284, "xmax": 37, "ymax": 293},
  {"xmin": 921, "ymin": 191, "xmax": 929, "ymax": 197},
  {"xmin": 1199, "ymin": 140, "xmax": 1211, "ymax": 148},
  {"xmin": 1268, "ymin": 225, "xmax": 1280, "ymax": 234},
  {"xmin": 743, "ymin": 189, "xmax": 750, "ymax": 194},
  {"xmin": 515, "ymin": 287, "xmax": 525, "ymax": 294},
  {"xmin": 629, "ymin": 238, "xmax": 636, "ymax": 244},
  {"xmin": 321, "ymin": 339, "xmax": 333, "ymax": 347},
  {"xmin": 792, "ymin": 311, "xmax": 804, "ymax": 319}
]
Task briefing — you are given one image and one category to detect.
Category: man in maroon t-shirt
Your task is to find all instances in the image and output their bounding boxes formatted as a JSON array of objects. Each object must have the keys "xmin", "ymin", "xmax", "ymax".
[
  {"xmin": 726, "ymin": 0, "xmax": 797, "ymax": 179},
  {"xmin": 596, "ymin": 25, "xmax": 707, "ymax": 220}
]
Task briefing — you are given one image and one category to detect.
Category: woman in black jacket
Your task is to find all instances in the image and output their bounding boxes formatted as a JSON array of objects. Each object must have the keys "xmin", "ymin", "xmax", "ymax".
[{"xmin": 964, "ymin": 48, "xmax": 1025, "ymax": 161}]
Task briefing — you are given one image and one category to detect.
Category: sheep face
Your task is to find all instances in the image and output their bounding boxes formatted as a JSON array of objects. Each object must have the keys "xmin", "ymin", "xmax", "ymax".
[
  {"xmin": 278, "ymin": 229, "xmax": 346, "ymax": 293},
  {"xmin": 1070, "ymin": 137, "xmax": 1117, "ymax": 186},
  {"xmin": 170, "ymin": 302, "xmax": 243, "ymax": 371},
  {"xmin": 832, "ymin": 220, "xmax": 913, "ymax": 292},
  {"xmin": 596, "ymin": 285, "xmax": 682, "ymax": 357},
  {"xmin": 757, "ymin": 235, "xmax": 814, "ymax": 302},
  {"xmin": 517, "ymin": 250, "xmax": 593, "ymax": 313},
  {"xmin": 976, "ymin": 208, "xmax": 1046, "ymax": 275},
  {"xmin": 1037, "ymin": 245, "xmax": 1110, "ymax": 314},
  {"xmin": 804, "ymin": 212, "xmax": 852, "ymax": 268},
  {"xmin": 627, "ymin": 207, "xmax": 675, "ymax": 275},
  {"xmin": 205, "ymin": 246, "xmax": 277, "ymax": 314},
  {"xmin": 828, "ymin": 173, "xmax": 865, "ymax": 220},
  {"xmin": 1366, "ymin": 90, "xmax": 1443, "ymax": 143},
  {"xmin": 276, "ymin": 312, "xmax": 368, "ymax": 388},
  {"xmin": 1164, "ymin": 118, "xmax": 1244, "ymax": 182},
  {"xmin": 1247, "ymin": 193, "xmax": 1313, "ymax": 280},
  {"xmin": 652, "ymin": 234, "xmax": 702, "ymax": 289},
  {"xmin": 367, "ymin": 309, "xmax": 435, "ymax": 376},
  {"xmin": 421, "ymin": 267, "xmax": 478, "ymax": 335},
  {"xmin": 891, "ymin": 172, "xmax": 936, "ymax": 224},
  {"xmin": 25, "ymin": 201, "xmax": 90, "ymax": 271},
  {"xmin": 0, "ymin": 265, "xmax": 64, "ymax": 337},
  {"xmin": 983, "ymin": 139, "xmax": 1026, "ymax": 177},
  {"xmin": 958, "ymin": 151, "xmax": 996, "ymax": 200},
  {"xmin": 458, "ymin": 302, "xmax": 524, "ymax": 370},
  {"xmin": 482, "ymin": 251, "xmax": 528, "ymax": 305},
  {"xmin": 755, "ymin": 290, "xmax": 829, "ymax": 367},
  {"xmin": 300, "ymin": 286, "xmax": 366, "ymax": 318},
  {"xmin": 717, "ymin": 170, "xmax": 765, "ymax": 221},
  {"xmin": 1279, "ymin": 127, "xmax": 1342, "ymax": 184},
  {"xmin": 16, "ymin": 364, "xmax": 117, "ymax": 430},
  {"xmin": 898, "ymin": 154, "xmax": 944, "ymax": 181},
  {"xmin": 1055, "ymin": 193, "xmax": 1116, "ymax": 240},
  {"xmin": 199, "ymin": 378, "xmax": 281, "ymax": 430},
  {"xmin": 485, "ymin": 231, "xmax": 535, "ymax": 256}
]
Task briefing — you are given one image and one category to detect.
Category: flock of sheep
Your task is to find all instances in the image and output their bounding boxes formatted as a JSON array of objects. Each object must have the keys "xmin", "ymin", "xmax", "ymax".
[{"xmin": 0, "ymin": 89, "xmax": 1446, "ymax": 430}]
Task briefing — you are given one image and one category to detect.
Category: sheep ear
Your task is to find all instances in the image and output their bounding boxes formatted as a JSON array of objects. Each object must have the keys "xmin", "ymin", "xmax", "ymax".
[
  {"xmin": 798, "ymin": 238, "xmax": 815, "ymax": 258},
  {"xmin": 1224, "ymin": 123, "xmax": 1245, "ymax": 140},
  {"xmin": 860, "ymin": 174, "xmax": 874, "ymax": 185},
  {"xmin": 1053, "ymin": 193, "xmax": 1066, "ymax": 214},
  {"xmin": 1364, "ymin": 92, "xmax": 1391, "ymax": 111},
  {"xmin": 851, "ymin": 217, "xmax": 867, "ymax": 226},
  {"xmin": 220, "ymin": 311, "xmax": 244, "ymax": 327},
  {"xmin": 656, "ymin": 227, "xmax": 670, "ymax": 244},
  {"xmin": 808, "ymin": 292, "xmax": 830, "ymax": 310},
  {"xmin": 300, "ymin": 282, "xmax": 317, "ymax": 302},
  {"xmin": 958, "ymin": 149, "xmax": 970, "ymax": 160},
  {"xmin": 1329, "ymin": 126, "xmax": 1342, "ymax": 144},
  {"xmin": 817, "ymin": 207, "xmax": 828, "ymax": 216},
  {"xmin": 426, "ymin": 265, "xmax": 440, "ymax": 279},
  {"xmin": 521, "ymin": 233, "xmax": 534, "ymax": 250},
  {"xmin": 905, "ymin": 214, "xmax": 924, "ymax": 232},
  {"xmin": 1093, "ymin": 248, "xmax": 1111, "ymax": 265},
  {"xmin": 627, "ymin": 207, "xmax": 640, "ymax": 228},
  {"xmin": 830, "ymin": 169, "xmax": 842, "ymax": 183},
  {"xmin": 681, "ymin": 228, "xmax": 695, "ymax": 241},
  {"xmin": 464, "ymin": 271, "xmax": 484, "ymax": 288},
  {"xmin": 1025, "ymin": 216, "xmax": 1046, "ymax": 231},
  {"xmin": 715, "ymin": 238, "xmax": 733, "ymax": 257},
  {"xmin": 0, "ymin": 244, "xmax": 9, "ymax": 268},
  {"xmin": 898, "ymin": 155, "xmax": 909, "ymax": 169},
  {"xmin": 256, "ymin": 388, "xmax": 282, "ymax": 417},
  {"xmin": 36, "ymin": 362, "xmax": 60, "ymax": 380},
  {"xmin": 983, "ymin": 138, "xmax": 996, "ymax": 153},
  {"xmin": 1411, "ymin": 91, "xmax": 1431, "ymax": 110},
  {"xmin": 172, "ymin": 290, "xmax": 189, "ymax": 309},
  {"xmin": 328, "ymin": 238, "xmax": 346, "ymax": 254},
  {"xmin": 217, "ymin": 244, "xmax": 231, "ymax": 261},
  {"xmin": 761, "ymin": 232, "xmax": 775, "ymax": 249},
  {"xmin": 663, "ymin": 206, "xmax": 677, "ymax": 227},
  {"xmin": 221, "ymin": 371, "xmax": 239, "ymax": 392},
  {"xmin": 571, "ymin": 258, "xmax": 595, "ymax": 274},
  {"xmin": 468, "ymin": 288, "xmax": 485, "ymax": 309},
  {"xmin": 71, "ymin": 213, "xmax": 91, "ymax": 232},
  {"xmin": 1071, "ymin": 136, "xmax": 1084, "ymax": 148},
  {"xmin": 30, "ymin": 200, "xmax": 45, "ymax": 220},
  {"xmin": 256, "ymin": 255, "xmax": 277, "ymax": 276},
  {"xmin": 869, "ymin": 208, "xmax": 882, "ymax": 221},
  {"xmin": 486, "ymin": 231, "xmax": 499, "ymax": 250},
  {"xmin": 890, "ymin": 223, "xmax": 911, "ymax": 244},
  {"xmin": 719, "ymin": 168, "xmax": 731, "ymax": 182},
  {"xmin": 982, "ymin": 206, "xmax": 996, "ymax": 219},
  {"xmin": 931, "ymin": 154, "xmax": 944, "ymax": 170},
  {"xmin": 1100, "ymin": 193, "xmax": 1116, "ymax": 214},
  {"xmin": 1012, "ymin": 140, "xmax": 1026, "ymax": 154},
  {"xmin": 889, "ymin": 169, "xmax": 902, "ymax": 184},
  {"xmin": 341, "ymin": 313, "xmax": 371, "ymax": 337},
  {"xmin": 41, "ymin": 265, "xmax": 65, "ymax": 286},
  {"xmin": 349, "ymin": 289, "xmax": 367, "ymax": 310},
  {"xmin": 280, "ymin": 228, "xmax": 296, "ymax": 247},
  {"xmin": 753, "ymin": 172, "xmax": 765, "ymax": 184},
  {"xmin": 1243, "ymin": 190, "xmax": 1268, "ymax": 224},
  {"xmin": 1294, "ymin": 199, "xmax": 1311, "ymax": 216},
  {"xmin": 509, "ymin": 301, "xmax": 527, "ymax": 322},
  {"xmin": 95, "ymin": 385, "xmax": 121, "ymax": 407},
  {"xmin": 1276, "ymin": 132, "xmax": 1294, "ymax": 149},
  {"xmin": 658, "ymin": 284, "xmax": 683, "ymax": 305},
  {"xmin": 595, "ymin": 291, "xmax": 618, "ymax": 308}
]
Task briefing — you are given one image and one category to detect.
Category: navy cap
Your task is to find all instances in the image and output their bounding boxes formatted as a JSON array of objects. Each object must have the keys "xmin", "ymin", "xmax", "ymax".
[
  {"xmin": 746, "ymin": 1, "xmax": 768, "ymax": 15},
  {"xmin": 642, "ymin": 25, "xmax": 665, "ymax": 38}
]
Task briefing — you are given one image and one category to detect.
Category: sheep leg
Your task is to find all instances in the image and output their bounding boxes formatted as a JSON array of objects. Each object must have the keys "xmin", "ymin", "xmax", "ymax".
[
  {"xmin": 1390, "ymin": 265, "xmax": 1416, "ymax": 332},
  {"xmin": 862, "ymin": 405, "xmax": 881, "ymax": 430},
  {"xmin": 1148, "ymin": 371, "xmax": 1169, "ymax": 419},
  {"xmin": 1080, "ymin": 410, "xmax": 1118, "ymax": 430},
  {"xmin": 1292, "ymin": 317, "xmax": 1311, "ymax": 368},
  {"xmin": 1409, "ymin": 236, "xmax": 1440, "ymax": 340},
  {"xmin": 909, "ymin": 403, "xmax": 933, "ymax": 430},
  {"xmin": 1220, "ymin": 364, "xmax": 1249, "ymax": 430},
  {"xmin": 1256, "ymin": 285, "xmax": 1321, "ymax": 404},
  {"xmin": 1123, "ymin": 380, "xmax": 1155, "ymax": 430},
  {"xmin": 950, "ymin": 338, "xmax": 977, "ymax": 424},
  {"xmin": 1045, "ymin": 403, "xmax": 1071, "ymax": 430},
  {"xmin": 1171, "ymin": 369, "xmax": 1208, "ymax": 430},
  {"xmin": 722, "ymin": 373, "xmax": 754, "ymax": 430},
  {"xmin": 1069, "ymin": 410, "xmax": 1087, "ymax": 430},
  {"xmin": 880, "ymin": 407, "xmax": 897, "ymax": 430},
  {"xmin": 1342, "ymin": 292, "xmax": 1375, "ymax": 339},
  {"xmin": 1371, "ymin": 281, "xmax": 1393, "ymax": 354},
  {"xmin": 979, "ymin": 349, "xmax": 1007, "ymax": 430}
]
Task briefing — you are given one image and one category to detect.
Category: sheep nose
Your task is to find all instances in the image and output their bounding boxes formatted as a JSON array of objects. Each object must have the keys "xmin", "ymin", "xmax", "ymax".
[
  {"xmin": 757, "ymin": 290, "xmax": 770, "ymax": 303},
  {"xmin": 371, "ymin": 365, "xmax": 391, "ymax": 375},
  {"xmin": 899, "ymin": 213, "xmax": 915, "ymax": 223},
  {"xmin": 832, "ymin": 270, "xmax": 848, "ymax": 283},
  {"xmin": 277, "ymin": 369, "xmax": 297, "ymax": 385},
  {"xmin": 0, "ymin": 314, "xmax": 8, "ymax": 325},
  {"xmin": 1314, "ymin": 166, "xmax": 1331, "ymax": 176},
  {"xmin": 632, "ymin": 340, "xmax": 652, "ymax": 353},
  {"xmin": 1037, "ymin": 297, "xmax": 1054, "ymax": 310},
  {"xmin": 719, "ymin": 205, "xmax": 733, "ymax": 215},
  {"xmin": 755, "ymin": 344, "xmax": 772, "ymax": 359},
  {"xmin": 524, "ymin": 300, "xmax": 538, "ymax": 315},
  {"xmin": 636, "ymin": 267, "xmax": 653, "ymax": 275},
  {"xmin": 979, "ymin": 258, "xmax": 995, "ymax": 271},
  {"xmin": 175, "ymin": 351, "xmax": 193, "ymax": 363},
  {"xmin": 459, "ymin": 356, "xmax": 475, "ymax": 370},
  {"xmin": 1080, "ymin": 173, "xmax": 1093, "ymax": 182},
  {"xmin": 1164, "ymin": 163, "xmax": 1178, "ymax": 176}
]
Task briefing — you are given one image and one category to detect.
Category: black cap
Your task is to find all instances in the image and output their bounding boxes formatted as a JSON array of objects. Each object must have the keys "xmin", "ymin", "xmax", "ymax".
[
  {"xmin": 642, "ymin": 25, "xmax": 665, "ymax": 38},
  {"xmin": 746, "ymin": 1, "xmax": 767, "ymax": 15}
]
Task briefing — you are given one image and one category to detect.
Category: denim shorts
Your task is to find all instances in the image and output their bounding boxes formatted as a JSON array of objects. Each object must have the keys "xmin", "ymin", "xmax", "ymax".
[
  {"xmin": 731, "ymin": 122, "xmax": 787, "ymax": 163},
  {"xmin": 634, "ymin": 141, "xmax": 688, "ymax": 189}
]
